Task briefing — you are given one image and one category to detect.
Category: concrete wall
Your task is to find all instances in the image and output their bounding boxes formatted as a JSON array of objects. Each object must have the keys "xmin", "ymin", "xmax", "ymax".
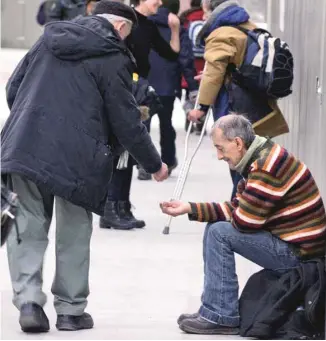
[
  {"xmin": 268, "ymin": 0, "xmax": 326, "ymax": 200},
  {"xmin": 1, "ymin": 0, "xmax": 44, "ymax": 48}
]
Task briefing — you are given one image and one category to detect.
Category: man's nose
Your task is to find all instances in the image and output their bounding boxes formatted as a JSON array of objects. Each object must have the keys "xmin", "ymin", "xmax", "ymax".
[{"xmin": 217, "ymin": 151, "xmax": 223, "ymax": 160}]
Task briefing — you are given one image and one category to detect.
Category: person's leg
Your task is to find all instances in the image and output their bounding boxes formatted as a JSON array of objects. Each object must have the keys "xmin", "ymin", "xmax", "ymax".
[
  {"xmin": 52, "ymin": 197, "xmax": 94, "ymax": 331},
  {"xmin": 137, "ymin": 118, "xmax": 153, "ymax": 180},
  {"xmin": 6, "ymin": 174, "xmax": 53, "ymax": 332},
  {"xmin": 180, "ymin": 222, "xmax": 300, "ymax": 334},
  {"xmin": 100, "ymin": 157, "xmax": 135, "ymax": 229},
  {"xmin": 117, "ymin": 157, "xmax": 145, "ymax": 228},
  {"xmin": 203, "ymin": 222, "xmax": 299, "ymax": 323},
  {"xmin": 158, "ymin": 96, "xmax": 177, "ymax": 172}
]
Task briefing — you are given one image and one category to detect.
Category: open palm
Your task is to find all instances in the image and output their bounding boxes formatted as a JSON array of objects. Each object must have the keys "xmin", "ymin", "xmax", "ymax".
[{"xmin": 160, "ymin": 200, "xmax": 191, "ymax": 217}]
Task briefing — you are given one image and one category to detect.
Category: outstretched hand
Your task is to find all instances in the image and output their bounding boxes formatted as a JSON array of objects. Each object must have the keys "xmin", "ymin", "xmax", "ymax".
[{"xmin": 160, "ymin": 200, "xmax": 191, "ymax": 217}]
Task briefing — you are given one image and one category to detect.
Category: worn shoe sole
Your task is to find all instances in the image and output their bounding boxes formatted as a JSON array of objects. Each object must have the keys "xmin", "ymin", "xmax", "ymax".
[
  {"xmin": 179, "ymin": 323, "xmax": 239, "ymax": 335},
  {"xmin": 56, "ymin": 316, "xmax": 94, "ymax": 331},
  {"xmin": 134, "ymin": 221, "xmax": 145, "ymax": 228},
  {"xmin": 99, "ymin": 221, "xmax": 135, "ymax": 230},
  {"xmin": 100, "ymin": 225, "xmax": 135, "ymax": 230},
  {"xmin": 19, "ymin": 315, "xmax": 49, "ymax": 333}
]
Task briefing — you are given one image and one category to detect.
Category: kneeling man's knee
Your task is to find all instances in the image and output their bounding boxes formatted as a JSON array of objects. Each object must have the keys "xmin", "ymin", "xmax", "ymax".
[{"xmin": 207, "ymin": 221, "xmax": 236, "ymax": 241}]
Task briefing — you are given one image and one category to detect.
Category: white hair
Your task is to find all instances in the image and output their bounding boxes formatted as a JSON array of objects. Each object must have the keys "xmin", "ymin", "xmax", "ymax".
[
  {"xmin": 212, "ymin": 113, "xmax": 255, "ymax": 148},
  {"xmin": 96, "ymin": 13, "xmax": 132, "ymax": 26}
]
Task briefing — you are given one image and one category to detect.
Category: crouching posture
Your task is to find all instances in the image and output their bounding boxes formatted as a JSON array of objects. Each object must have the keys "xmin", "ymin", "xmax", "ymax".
[{"xmin": 161, "ymin": 114, "xmax": 326, "ymax": 335}]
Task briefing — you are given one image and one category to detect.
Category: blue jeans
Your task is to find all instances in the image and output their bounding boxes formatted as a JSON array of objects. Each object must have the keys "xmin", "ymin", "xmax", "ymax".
[{"xmin": 200, "ymin": 222, "xmax": 300, "ymax": 327}]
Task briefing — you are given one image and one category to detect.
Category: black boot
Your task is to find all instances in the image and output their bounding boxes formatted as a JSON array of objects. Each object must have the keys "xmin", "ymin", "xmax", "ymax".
[
  {"xmin": 100, "ymin": 201, "xmax": 135, "ymax": 230},
  {"xmin": 118, "ymin": 201, "xmax": 145, "ymax": 229},
  {"xmin": 19, "ymin": 302, "xmax": 50, "ymax": 333},
  {"xmin": 137, "ymin": 167, "xmax": 152, "ymax": 180},
  {"xmin": 56, "ymin": 312, "xmax": 94, "ymax": 331}
]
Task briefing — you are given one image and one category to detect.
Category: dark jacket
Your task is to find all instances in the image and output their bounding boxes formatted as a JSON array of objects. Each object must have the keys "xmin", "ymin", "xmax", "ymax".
[
  {"xmin": 47, "ymin": 0, "xmax": 86, "ymax": 22},
  {"xmin": 1, "ymin": 16, "xmax": 162, "ymax": 215},
  {"xmin": 239, "ymin": 260, "xmax": 325, "ymax": 339},
  {"xmin": 126, "ymin": 10, "xmax": 179, "ymax": 79},
  {"xmin": 148, "ymin": 7, "xmax": 198, "ymax": 98}
]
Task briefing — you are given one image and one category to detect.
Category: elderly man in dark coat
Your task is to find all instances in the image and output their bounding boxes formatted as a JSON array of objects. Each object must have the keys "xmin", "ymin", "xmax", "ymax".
[{"xmin": 1, "ymin": 0, "xmax": 168, "ymax": 333}]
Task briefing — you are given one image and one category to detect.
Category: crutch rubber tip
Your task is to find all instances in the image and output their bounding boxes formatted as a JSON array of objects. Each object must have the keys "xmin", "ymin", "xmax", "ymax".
[{"xmin": 162, "ymin": 226, "xmax": 170, "ymax": 235}]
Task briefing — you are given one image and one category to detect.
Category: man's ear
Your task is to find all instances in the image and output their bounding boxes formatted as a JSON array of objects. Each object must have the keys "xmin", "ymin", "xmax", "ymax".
[{"xmin": 235, "ymin": 137, "xmax": 245, "ymax": 151}]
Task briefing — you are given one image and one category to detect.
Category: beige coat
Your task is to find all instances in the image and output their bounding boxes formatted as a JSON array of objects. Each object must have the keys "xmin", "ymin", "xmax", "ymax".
[{"xmin": 198, "ymin": 22, "xmax": 289, "ymax": 138}]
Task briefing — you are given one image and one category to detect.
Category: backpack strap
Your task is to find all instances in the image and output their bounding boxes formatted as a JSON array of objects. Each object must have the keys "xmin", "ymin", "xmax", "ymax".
[{"xmin": 232, "ymin": 26, "xmax": 273, "ymax": 38}]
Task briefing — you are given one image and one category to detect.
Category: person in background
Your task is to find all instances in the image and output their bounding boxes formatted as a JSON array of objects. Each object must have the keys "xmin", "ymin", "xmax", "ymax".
[
  {"xmin": 187, "ymin": 0, "xmax": 289, "ymax": 200},
  {"xmin": 46, "ymin": 0, "xmax": 87, "ymax": 22},
  {"xmin": 179, "ymin": 0, "xmax": 205, "ymax": 134},
  {"xmin": 86, "ymin": 0, "xmax": 101, "ymax": 14},
  {"xmin": 99, "ymin": 0, "xmax": 181, "ymax": 230},
  {"xmin": 2, "ymin": 1, "xmax": 168, "ymax": 333},
  {"xmin": 148, "ymin": 0, "xmax": 198, "ymax": 176}
]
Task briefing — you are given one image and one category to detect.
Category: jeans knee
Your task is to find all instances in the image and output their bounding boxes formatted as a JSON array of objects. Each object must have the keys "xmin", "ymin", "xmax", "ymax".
[{"xmin": 207, "ymin": 222, "xmax": 235, "ymax": 242}]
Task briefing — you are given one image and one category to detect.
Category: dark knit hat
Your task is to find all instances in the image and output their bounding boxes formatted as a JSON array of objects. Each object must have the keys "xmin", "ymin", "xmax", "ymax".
[{"xmin": 93, "ymin": 0, "xmax": 138, "ymax": 26}]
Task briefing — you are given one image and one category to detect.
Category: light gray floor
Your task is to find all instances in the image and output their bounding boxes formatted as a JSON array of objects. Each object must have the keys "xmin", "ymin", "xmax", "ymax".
[{"xmin": 0, "ymin": 49, "xmax": 260, "ymax": 339}]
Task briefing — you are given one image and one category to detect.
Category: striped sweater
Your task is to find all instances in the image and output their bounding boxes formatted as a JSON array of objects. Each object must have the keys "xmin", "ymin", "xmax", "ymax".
[{"xmin": 189, "ymin": 140, "xmax": 326, "ymax": 258}]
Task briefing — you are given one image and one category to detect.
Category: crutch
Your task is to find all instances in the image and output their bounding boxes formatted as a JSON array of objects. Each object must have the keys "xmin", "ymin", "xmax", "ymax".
[{"xmin": 162, "ymin": 99, "xmax": 211, "ymax": 235}]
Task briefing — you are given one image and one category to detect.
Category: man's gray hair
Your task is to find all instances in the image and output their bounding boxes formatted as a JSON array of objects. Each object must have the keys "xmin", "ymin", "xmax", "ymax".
[
  {"xmin": 201, "ymin": 0, "xmax": 237, "ymax": 11},
  {"xmin": 96, "ymin": 13, "xmax": 132, "ymax": 25},
  {"xmin": 212, "ymin": 113, "xmax": 255, "ymax": 148}
]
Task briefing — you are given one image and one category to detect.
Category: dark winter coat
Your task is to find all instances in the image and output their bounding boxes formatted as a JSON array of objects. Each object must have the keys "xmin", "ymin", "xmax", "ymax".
[
  {"xmin": 148, "ymin": 7, "xmax": 198, "ymax": 98},
  {"xmin": 1, "ymin": 16, "xmax": 162, "ymax": 215},
  {"xmin": 47, "ymin": 0, "xmax": 86, "ymax": 22},
  {"xmin": 239, "ymin": 259, "xmax": 325, "ymax": 339}
]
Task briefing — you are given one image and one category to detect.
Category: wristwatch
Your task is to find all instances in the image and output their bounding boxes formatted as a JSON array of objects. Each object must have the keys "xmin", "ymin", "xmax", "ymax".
[{"xmin": 198, "ymin": 104, "xmax": 210, "ymax": 113}]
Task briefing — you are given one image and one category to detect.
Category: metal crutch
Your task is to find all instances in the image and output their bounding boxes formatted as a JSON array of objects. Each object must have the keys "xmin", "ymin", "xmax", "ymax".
[{"xmin": 162, "ymin": 103, "xmax": 211, "ymax": 235}]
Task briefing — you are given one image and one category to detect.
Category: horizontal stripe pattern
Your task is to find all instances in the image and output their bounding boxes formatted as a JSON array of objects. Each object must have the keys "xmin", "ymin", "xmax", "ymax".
[{"xmin": 189, "ymin": 142, "xmax": 326, "ymax": 258}]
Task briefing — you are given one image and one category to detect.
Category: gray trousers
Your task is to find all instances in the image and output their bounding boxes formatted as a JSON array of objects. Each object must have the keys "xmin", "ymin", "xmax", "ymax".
[{"xmin": 6, "ymin": 174, "xmax": 93, "ymax": 315}]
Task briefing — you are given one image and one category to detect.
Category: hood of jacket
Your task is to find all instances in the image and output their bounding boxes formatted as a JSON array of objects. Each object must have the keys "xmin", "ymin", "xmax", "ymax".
[
  {"xmin": 44, "ymin": 15, "xmax": 132, "ymax": 61},
  {"xmin": 149, "ymin": 7, "xmax": 169, "ymax": 28},
  {"xmin": 196, "ymin": 0, "xmax": 249, "ymax": 46}
]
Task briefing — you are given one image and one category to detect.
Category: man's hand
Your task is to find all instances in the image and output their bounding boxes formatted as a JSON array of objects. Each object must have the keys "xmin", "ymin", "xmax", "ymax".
[
  {"xmin": 153, "ymin": 163, "xmax": 169, "ymax": 182},
  {"xmin": 160, "ymin": 200, "xmax": 191, "ymax": 217},
  {"xmin": 194, "ymin": 71, "xmax": 203, "ymax": 81},
  {"xmin": 168, "ymin": 13, "xmax": 180, "ymax": 30},
  {"xmin": 188, "ymin": 109, "xmax": 205, "ymax": 122}
]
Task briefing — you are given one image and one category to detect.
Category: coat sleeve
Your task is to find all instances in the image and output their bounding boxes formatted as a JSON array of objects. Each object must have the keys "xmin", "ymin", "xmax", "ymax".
[
  {"xmin": 178, "ymin": 28, "xmax": 198, "ymax": 92},
  {"xmin": 103, "ymin": 61, "xmax": 162, "ymax": 174},
  {"xmin": 198, "ymin": 29, "xmax": 237, "ymax": 106},
  {"xmin": 6, "ymin": 53, "xmax": 30, "ymax": 110},
  {"xmin": 47, "ymin": 0, "xmax": 63, "ymax": 22},
  {"xmin": 151, "ymin": 23, "xmax": 179, "ymax": 61}
]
